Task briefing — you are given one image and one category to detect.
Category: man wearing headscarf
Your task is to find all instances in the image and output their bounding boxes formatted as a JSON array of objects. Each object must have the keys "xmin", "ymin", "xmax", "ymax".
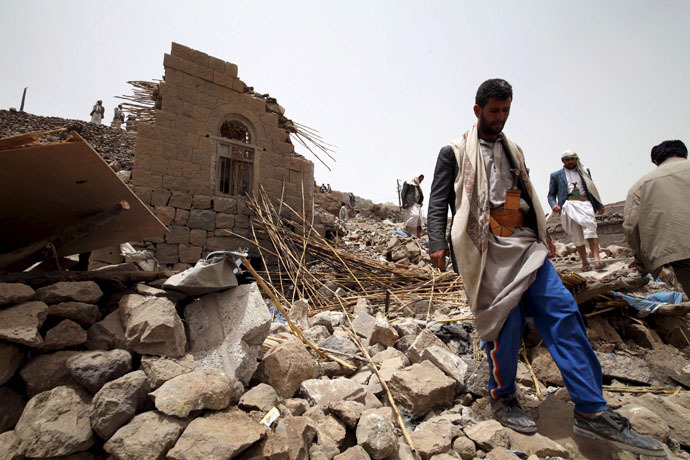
[
  {"xmin": 548, "ymin": 150, "xmax": 605, "ymax": 271},
  {"xmin": 401, "ymin": 174, "xmax": 424, "ymax": 237}
]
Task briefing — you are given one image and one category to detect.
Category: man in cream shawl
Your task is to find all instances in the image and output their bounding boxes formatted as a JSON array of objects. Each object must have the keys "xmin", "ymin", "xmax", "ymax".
[
  {"xmin": 548, "ymin": 150, "xmax": 606, "ymax": 271},
  {"xmin": 427, "ymin": 79, "xmax": 663, "ymax": 456}
]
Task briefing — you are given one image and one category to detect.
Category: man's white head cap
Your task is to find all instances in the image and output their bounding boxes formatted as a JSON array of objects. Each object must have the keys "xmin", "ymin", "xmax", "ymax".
[{"xmin": 561, "ymin": 149, "xmax": 578, "ymax": 160}]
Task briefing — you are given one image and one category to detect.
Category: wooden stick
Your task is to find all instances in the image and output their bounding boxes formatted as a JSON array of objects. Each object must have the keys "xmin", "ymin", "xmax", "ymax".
[{"xmin": 520, "ymin": 343, "xmax": 543, "ymax": 401}]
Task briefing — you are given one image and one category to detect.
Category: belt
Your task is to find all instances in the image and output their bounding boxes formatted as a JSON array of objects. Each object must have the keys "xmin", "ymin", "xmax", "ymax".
[
  {"xmin": 490, "ymin": 209, "xmax": 526, "ymax": 237},
  {"xmin": 567, "ymin": 195, "xmax": 588, "ymax": 202}
]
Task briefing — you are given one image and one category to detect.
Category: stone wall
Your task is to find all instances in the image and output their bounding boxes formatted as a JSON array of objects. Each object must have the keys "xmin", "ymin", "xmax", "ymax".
[{"xmin": 132, "ymin": 43, "xmax": 314, "ymax": 269}]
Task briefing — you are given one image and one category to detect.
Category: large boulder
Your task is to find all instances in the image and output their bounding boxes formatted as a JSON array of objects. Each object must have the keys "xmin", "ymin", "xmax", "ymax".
[
  {"xmin": 356, "ymin": 409, "xmax": 398, "ymax": 459},
  {"xmin": 185, "ymin": 283, "xmax": 271, "ymax": 385},
  {"xmin": 103, "ymin": 411, "xmax": 188, "ymax": 460},
  {"xmin": 140, "ymin": 353, "xmax": 195, "ymax": 389},
  {"xmin": 151, "ymin": 368, "xmax": 243, "ymax": 418},
  {"xmin": 42, "ymin": 319, "xmax": 88, "ymax": 351},
  {"xmin": 167, "ymin": 408, "xmax": 266, "ymax": 460},
  {"xmin": 90, "ymin": 370, "xmax": 151, "ymax": 439},
  {"xmin": 15, "ymin": 386, "xmax": 94, "ymax": 458},
  {"xmin": 0, "ymin": 283, "xmax": 35, "ymax": 306},
  {"xmin": 253, "ymin": 336, "xmax": 317, "ymax": 398},
  {"xmin": 35, "ymin": 281, "xmax": 103, "ymax": 304},
  {"xmin": 86, "ymin": 309, "xmax": 127, "ymax": 350},
  {"xmin": 0, "ymin": 342, "xmax": 24, "ymax": 385},
  {"xmin": 20, "ymin": 350, "xmax": 83, "ymax": 395},
  {"xmin": 0, "ymin": 301, "xmax": 48, "ymax": 346},
  {"xmin": 47, "ymin": 301, "xmax": 101, "ymax": 327},
  {"xmin": 389, "ymin": 361, "xmax": 455, "ymax": 416},
  {"xmin": 119, "ymin": 294, "xmax": 186, "ymax": 358},
  {"xmin": 66, "ymin": 349, "xmax": 133, "ymax": 394}
]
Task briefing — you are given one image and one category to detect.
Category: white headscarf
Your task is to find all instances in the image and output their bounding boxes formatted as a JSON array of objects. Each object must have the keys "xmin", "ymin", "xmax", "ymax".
[{"xmin": 561, "ymin": 149, "xmax": 602, "ymax": 204}]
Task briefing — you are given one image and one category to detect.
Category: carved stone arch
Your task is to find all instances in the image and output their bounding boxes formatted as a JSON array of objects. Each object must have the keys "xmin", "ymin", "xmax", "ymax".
[{"xmin": 205, "ymin": 104, "xmax": 266, "ymax": 141}]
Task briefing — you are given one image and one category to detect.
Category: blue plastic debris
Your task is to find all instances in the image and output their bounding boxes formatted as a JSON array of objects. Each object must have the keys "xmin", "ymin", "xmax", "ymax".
[
  {"xmin": 609, "ymin": 290, "xmax": 683, "ymax": 314},
  {"xmin": 393, "ymin": 229, "xmax": 409, "ymax": 238}
]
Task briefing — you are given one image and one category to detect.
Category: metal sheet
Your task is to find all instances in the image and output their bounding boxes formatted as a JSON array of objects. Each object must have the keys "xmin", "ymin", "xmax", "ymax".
[{"xmin": 0, "ymin": 133, "xmax": 167, "ymax": 257}]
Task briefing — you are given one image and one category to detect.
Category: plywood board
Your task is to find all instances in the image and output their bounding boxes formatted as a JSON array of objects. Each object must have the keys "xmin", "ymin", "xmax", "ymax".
[{"xmin": 0, "ymin": 133, "xmax": 167, "ymax": 257}]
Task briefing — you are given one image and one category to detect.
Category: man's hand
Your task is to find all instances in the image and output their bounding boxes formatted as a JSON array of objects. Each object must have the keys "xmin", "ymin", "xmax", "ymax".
[
  {"xmin": 545, "ymin": 238, "xmax": 557, "ymax": 258},
  {"xmin": 551, "ymin": 205, "xmax": 561, "ymax": 213},
  {"xmin": 430, "ymin": 249, "xmax": 449, "ymax": 271},
  {"xmin": 597, "ymin": 207, "xmax": 606, "ymax": 214}
]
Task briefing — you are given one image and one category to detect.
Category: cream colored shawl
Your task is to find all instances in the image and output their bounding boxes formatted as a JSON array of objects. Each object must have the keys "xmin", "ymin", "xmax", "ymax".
[
  {"xmin": 449, "ymin": 125, "xmax": 547, "ymax": 308},
  {"xmin": 575, "ymin": 159, "xmax": 602, "ymax": 205}
]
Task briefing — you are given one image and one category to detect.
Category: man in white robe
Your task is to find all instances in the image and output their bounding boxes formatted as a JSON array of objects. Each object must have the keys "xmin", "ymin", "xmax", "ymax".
[{"xmin": 548, "ymin": 150, "xmax": 605, "ymax": 270}]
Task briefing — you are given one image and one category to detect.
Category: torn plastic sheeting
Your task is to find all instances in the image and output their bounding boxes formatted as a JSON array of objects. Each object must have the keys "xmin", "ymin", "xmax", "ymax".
[
  {"xmin": 609, "ymin": 290, "xmax": 683, "ymax": 313},
  {"xmin": 162, "ymin": 250, "xmax": 245, "ymax": 296}
]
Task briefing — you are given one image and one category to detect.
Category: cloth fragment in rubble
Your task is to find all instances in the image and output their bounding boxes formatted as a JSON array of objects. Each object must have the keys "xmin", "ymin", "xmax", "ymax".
[
  {"xmin": 393, "ymin": 229, "xmax": 409, "ymax": 238},
  {"xmin": 163, "ymin": 251, "xmax": 242, "ymax": 295},
  {"xmin": 609, "ymin": 290, "xmax": 683, "ymax": 313}
]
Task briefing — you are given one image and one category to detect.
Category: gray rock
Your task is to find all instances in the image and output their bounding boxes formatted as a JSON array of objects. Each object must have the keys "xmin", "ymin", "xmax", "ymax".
[
  {"xmin": 85, "ymin": 309, "xmax": 127, "ymax": 350},
  {"xmin": 0, "ymin": 430, "xmax": 24, "ymax": 460},
  {"xmin": 452, "ymin": 436, "xmax": 477, "ymax": 460},
  {"xmin": 392, "ymin": 317, "xmax": 422, "ymax": 337},
  {"xmin": 502, "ymin": 429, "xmax": 569, "ymax": 458},
  {"xmin": 15, "ymin": 386, "xmax": 94, "ymax": 458},
  {"xmin": 42, "ymin": 319, "xmax": 87, "ymax": 351},
  {"xmin": 409, "ymin": 427, "xmax": 452, "ymax": 460},
  {"xmin": 406, "ymin": 329, "xmax": 449, "ymax": 364},
  {"xmin": 290, "ymin": 298, "xmax": 310, "ymax": 330},
  {"xmin": 0, "ymin": 283, "xmax": 35, "ymax": 306},
  {"xmin": 300, "ymin": 378, "xmax": 367, "ymax": 407},
  {"xmin": 421, "ymin": 344, "xmax": 467, "ymax": 389},
  {"xmin": 530, "ymin": 347, "xmax": 564, "ymax": 386},
  {"xmin": 310, "ymin": 441, "xmax": 341, "ymax": 460},
  {"xmin": 318, "ymin": 333, "xmax": 359, "ymax": 356},
  {"xmin": 66, "ymin": 349, "xmax": 132, "ymax": 394},
  {"xmin": 254, "ymin": 336, "xmax": 317, "ymax": 398},
  {"xmin": 356, "ymin": 409, "xmax": 398, "ymax": 459},
  {"xmin": 47, "ymin": 302, "xmax": 101, "ymax": 327},
  {"xmin": 595, "ymin": 351, "xmax": 656, "ymax": 385},
  {"xmin": 328, "ymin": 400, "xmax": 365, "ymax": 428},
  {"xmin": 140, "ymin": 353, "xmax": 195, "ymax": 389},
  {"xmin": 0, "ymin": 386, "xmax": 24, "ymax": 433},
  {"xmin": 20, "ymin": 350, "xmax": 82, "ymax": 395},
  {"xmin": 634, "ymin": 393, "xmax": 690, "ymax": 447},
  {"xmin": 465, "ymin": 358, "xmax": 489, "ymax": 397},
  {"xmin": 239, "ymin": 383, "xmax": 280, "ymax": 412},
  {"xmin": 618, "ymin": 403, "xmax": 670, "ymax": 442},
  {"xmin": 167, "ymin": 408, "xmax": 266, "ymax": 460},
  {"xmin": 369, "ymin": 314, "xmax": 399, "ymax": 347},
  {"xmin": 305, "ymin": 409, "xmax": 347, "ymax": 447},
  {"xmin": 485, "ymin": 447, "xmax": 521, "ymax": 460},
  {"xmin": 389, "ymin": 361, "xmax": 455, "ymax": 416},
  {"xmin": 0, "ymin": 301, "xmax": 48, "ymax": 346},
  {"xmin": 311, "ymin": 311, "xmax": 344, "ymax": 332},
  {"xmin": 304, "ymin": 324, "xmax": 332, "ymax": 344},
  {"xmin": 351, "ymin": 312, "xmax": 376, "ymax": 341},
  {"xmin": 35, "ymin": 281, "xmax": 103, "ymax": 304},
  {"xmin": 90, "ymin": 370, "xmax": 151, "ymax": 440},
  {"xmin": 151, "ymin": 368, "xmax": 242, "ymax": 418},
  {"xmin": 119, "ymin": 294, "xmax": 186, "ymax": 358},
  {"xmin": 464, "ymin": 420, "xmax": 509, "ymax": 451},
  {"xmin": 334, "ymin": 445, "xmax": 372, "ymax": 460},
  {"xmin": 103, "ymin": 411, "xmax": 188, "ymax": 460},
  {"xmin": 274, "ymin": 416, "xmax": 317, "ymax": 460},
  {"xmin": 0, "ymin": 342, "xmax": 24, "ymax": 385},
  {"xmin": 185, "ymin": 283, "xmax": 271, "ymax": 385}
]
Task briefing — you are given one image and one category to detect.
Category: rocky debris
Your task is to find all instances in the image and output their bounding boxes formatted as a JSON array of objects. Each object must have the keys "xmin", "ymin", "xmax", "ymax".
[
  {"xmin": 356, "ymin": 409, "xmax": 398, "ymax": 459},
  {"xmin": 0, "ymin": 109, "xmax": 136, "ymax": 168},
  {"xmin": 452, "ymin": 436, "xmax": 477, "ymax": 460},
  {"xmin": 253, "ymin": 336, "xmax": 317, "ymax": 398},
  {"xmin": 239, "ymin": 382, "xmax": 280, "ymax": 412},
  {"xmin": 119, "ymin": 294, "xmax": 186, "ymax": 358},
  {"xmin": 140, "ymin": 353, "xmax": 195, "ymax": 389},
  {"xmin": 15, "ymin": 385, "xmax": 94, "ymax": 458},
  {"xmin": 185, "ymin": 283, "xmax": 271, "ymax": 385},
  {"xmin": 47, "ymin": 301, "xmax": 102, "ymax": 327},
  {"xmin": 0, "ymin": 386, "xmax": 24, "ymax": 433},
  {"xmin": 0, "ymin": 342, "xmax": 24, "ymax": 385},
  {"xmin": 0, "ymin": 282, "xmax": 35, "ymax": 306},
  {"xmin": 0, "ymin": 430, "xmax": 24, "ymax": 460},
  {"xmin": 42, "ymin": 318, "xmax": 88, "ymax": 350},
  {"xmin": 151, "ymin": 368, "xmax": 243, "ymax": 418},
  {"xmin": 167, "ymin": 408, "xmax": 266, "ymax": 460},
  {"xmin": 86, "ymin": 309, "xmax": 127, "ymax": 350},
  {"xmin": 90, "ymin": 370, "xmax": 151, "ymax": 439},
  {"xmin": 103, "ymin": 410, "xmax": 188, "ymax": 460},
  {"xmin": 66, "ymin": 349, "xmax": 133, "ymax": 394},
  {"xmin": 0, "ymin": 301, "xmax": 48, "ymax": 346},
  {"xmin": 35, "ymin": 281, "xmax": 103, "ymax": 304},
  {"xmin": 20, "ymin": 350, "xmax": 82, "ymax": 395},
  {"xmin": 335, "ymin": 445, "xmax": 372, "ymax": 460},
  {"xmin": 420, "ymin": 344, "xmax": 468, "ymax": 389},
  {"xmin": 389, "ymin": 361, "xmax": 455, "ymax": 416},
  {"xmin": 300, "ymin": 378, "xmax": 367, "ymax": 407}
]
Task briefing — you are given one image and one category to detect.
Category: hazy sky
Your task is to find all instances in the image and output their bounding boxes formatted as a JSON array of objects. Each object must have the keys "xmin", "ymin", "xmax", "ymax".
[{"xmin": 1, "ymin": 1, "xmax": 689, "ymax": 210}]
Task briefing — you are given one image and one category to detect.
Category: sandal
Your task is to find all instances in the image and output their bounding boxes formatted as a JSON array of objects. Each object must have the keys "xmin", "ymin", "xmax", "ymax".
[
  {"xmin": 581, "ymin": 263, "xmax": 592, "ymax": 272},
  {"xmin": 594, "ymin": 260, "xmax": 606, "ymax": 270}
]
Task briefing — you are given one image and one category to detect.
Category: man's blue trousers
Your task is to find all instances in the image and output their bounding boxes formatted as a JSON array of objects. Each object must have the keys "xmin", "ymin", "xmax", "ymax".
[{"xmin": 484, "ymin": 258, "xmax": 608, "ymax": 413}]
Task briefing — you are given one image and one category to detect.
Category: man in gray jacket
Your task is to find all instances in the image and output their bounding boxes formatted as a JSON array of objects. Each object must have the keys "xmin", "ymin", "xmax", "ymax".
[{"xmin": 624, "ymin": 140, "xmax": 690, "ymax": 295}]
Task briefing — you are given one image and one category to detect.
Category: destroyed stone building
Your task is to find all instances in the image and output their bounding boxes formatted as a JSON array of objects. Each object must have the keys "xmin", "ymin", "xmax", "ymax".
[{"xmin": 131, "ymin": 43, "xmax": 315, "ymax": 268}]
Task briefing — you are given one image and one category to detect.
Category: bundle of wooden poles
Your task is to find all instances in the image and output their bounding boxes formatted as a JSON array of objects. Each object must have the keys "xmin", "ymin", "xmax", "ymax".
[
  {"xmin": 116, "ymin": 80, "xmax": 160, "ymax": 124},
  {"xmin": 226, "ymin": 188, "xmax": 467, "ymax": 316}
]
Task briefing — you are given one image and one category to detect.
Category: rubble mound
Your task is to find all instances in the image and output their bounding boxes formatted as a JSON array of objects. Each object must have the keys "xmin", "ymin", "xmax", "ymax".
[{"xmin": 0, "ymin": 109, "xmax": 135, "ymax": 168}]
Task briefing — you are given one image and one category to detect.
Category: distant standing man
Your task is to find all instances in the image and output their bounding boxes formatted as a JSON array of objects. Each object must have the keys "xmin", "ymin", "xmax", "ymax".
[
  {"xmin": 401, "ymin": 174, "xmax": 424, "ymax": 237},
  {"xmin": 426, "ymin": 78, "xmax": 663, "ymax": 456},
  {"xmin": 624, "ymin": 140, "xmax": 690, "ymax": 296},
  {"xmin": 338, "ymin": 202, "xmax": 349, "ymax": 221},
  {"xmin": 112, "ymin": 104, "xmax": 125, "ymax": 128},
  {"xmin": 547, "ymin": 150, "xmax": 606, "ymax": 271},
  {"xmin": 90, "ymin": 100, "xmax": 104, "ymax": 124}
]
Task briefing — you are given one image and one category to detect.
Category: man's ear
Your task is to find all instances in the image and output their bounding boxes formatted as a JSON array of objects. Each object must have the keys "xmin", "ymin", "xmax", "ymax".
[{"xmin": 473, "ymin": 104, "xmax": 481, "ymax": 119}]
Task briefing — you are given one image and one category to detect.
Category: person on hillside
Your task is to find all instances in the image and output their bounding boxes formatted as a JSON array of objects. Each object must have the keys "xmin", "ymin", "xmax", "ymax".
[
  {"xmin": 547, "ymin": 150, "xmax": 606, "ymax": 271},
  {"xmin": 112, "ymin": 104, "xmax": 125, "ymax": 128},
  {"xmin": 426, "ymin": 78, "xmax": 664, "ymax": 457},
  {"xmin": 401, "ymin": 174, "xmax": 424, "ymax": 237},
  {"xmin": 338, "ymin": 202, "xmax": 349, "ymax": 221},
  {"xmin": 90, "ymin": 100, "xmax": 104, "ymax": 124},
  {"xmin": 624, "ymin": 140, "xmax": 690, "ymax": 296}
]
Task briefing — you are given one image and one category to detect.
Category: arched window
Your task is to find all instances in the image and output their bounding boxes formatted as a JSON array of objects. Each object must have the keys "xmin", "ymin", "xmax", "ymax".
[{"xmin": 217, "ymin": 119, "xmax": 254, "ymax": 196}]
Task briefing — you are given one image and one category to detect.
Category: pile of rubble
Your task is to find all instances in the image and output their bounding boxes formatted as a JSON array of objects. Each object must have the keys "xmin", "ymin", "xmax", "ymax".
[{"xmin": 0, "ymin": 110, "xmax": 135, "ymax": 169}]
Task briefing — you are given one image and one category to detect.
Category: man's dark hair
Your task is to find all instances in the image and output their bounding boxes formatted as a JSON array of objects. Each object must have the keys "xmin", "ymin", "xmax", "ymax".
[
  {"xmin": 651, "ymin": 140, "xmax": 688, "ymax": 164},
  {"xmin": 475, "ymin": 79, "xmax": 513, "ymax": 107}
]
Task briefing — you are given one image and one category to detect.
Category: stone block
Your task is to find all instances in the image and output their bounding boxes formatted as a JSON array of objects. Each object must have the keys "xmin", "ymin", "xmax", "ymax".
[
  {"xmin": 197, "ymin": 92, "xmax": 217, "ymax": 109},
  {"xmin": 132, "ymin": 169, "xmax": 162, "ymax": 189},
  {"xmin": 164, "ymin": 52, "xmax": 196, "ymax": 75},
  {"xmin": 187, "ymin": 209, "xmax": 217, "ymax": 231},
  {"xmin": 254, "ymin": 336, "xmax": 317, "ymax": 398},
  {"xmin": 0, "ymin": 282, "xmax": 35, "ymax": 306},
  {"xmin": 300, "ymin": 378, "xmax": 366, "ymax": 407},
  {"xmin": 162, "ymin": 175, "xmax": 214, "ymax": 196},
  {"xmin": 154, "ymin": 206, "xmax": 175, "ymax": 226},
  {"xmin": 185, "ymin": 283, "xmax": 272, "ymax": 385},
  {"xmin": 166, "ymin": 225, "xmax": 190, "ymax": 244},
  {"xmin": 119, "ymin": 294, "xmax": 186, "ymax": 358},
  {"xmin": 192, "ymin": 194, "xmax": 213, "ymax": 209},
  {"xmin": 182, "ymin": 161, "xmax": 201, "ymax": 179},
  {"xmin": 179, "ymin": 244, "xmax": 202, "ymax": 263},
  {"xmin": 135, "ymin": 136, "xmax": 164, "ymax": 157},
  {"xmin": 213, "ymin": 70, "xmax": 235, "ymax": 89},
  {"xmin": 86, "ymin": 310, "xmax": 127, "ymax": 351},
  {"xmin": 0, "ymin": 386, "xmax": 24, "ymax": 433},
  {"xmin": 103, "ymin": 411, "xmax": 188, "ymax": 460},
  {"xmin": 206, "ymin": 236, "xmax": 245, "ymax": 252},
  {"xmin": 140, "ymin": 354, "xmax": 195, "ymax": 389},
  {"xmin": 170, "ymin": 42, "xmax": 195, "ymax": 62},
  {"xmin": 155, "ymin": 243, "xmax": 179, "ymax": 264},
  {"xmin": 0, "ymin": 342, "xmax": 24, "ymax": 385},
  {"xmin": 66, "ymin": 349, "xmax": 132, "ymax": 394},
  {"xmin": 134, "ymin": 186, "xmax": 154, "ymax": 205},
  {"xmin": 389, "ymin": 361, "xmax": 455, "ymax": 416},
  {"xmin": 216, "ymin": 213, "xmax": 235, "ymax": 229},
  {"xmin": 42, "ymin": 319, "xmax": 87, "ymax": 351},
  {"xmin": 208, "ymin": 55, "xmax": 226, "ymax": 73},
  {"xmin": 225, "ymin": 61, "xmax": 238, "ymax": 77},
  {"xmin": 174, "ymin": 114, "xmax": 199, "ymax": 134},
  {"xmin": 167, "ymin": 159, "xmax": 183, "ymax": 176},
  {"xmin": 151, "ymin": 189, "xmax": 171, "ymax": 207},
  {"xmin": 174, "ymin": 208, "xmax": 190, "ymax": 225},
  {"xmin": 233, "ymin": 78, "xmax": 246, "ymax": 92},
  {"xmin": 189, "ymin": 229, "xmax": 207, "ymax": 247},
  {"xmin": 90, "ymin": 370, "xmax": 151, "ymax": 440},
  {"xmin": 234, "ymin": 214, "xmax": 250, "ymax": 229},
  {"xmin": 406, "ymin": 328, "xmax": 449, "ymax": 364},
  {"xmin": 213, "ymin": 196, "xmax": 237, "ymax": 213},
  {"xmin": 20, "ymin": 350, "xmax": 83, "ymax": 395}
]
